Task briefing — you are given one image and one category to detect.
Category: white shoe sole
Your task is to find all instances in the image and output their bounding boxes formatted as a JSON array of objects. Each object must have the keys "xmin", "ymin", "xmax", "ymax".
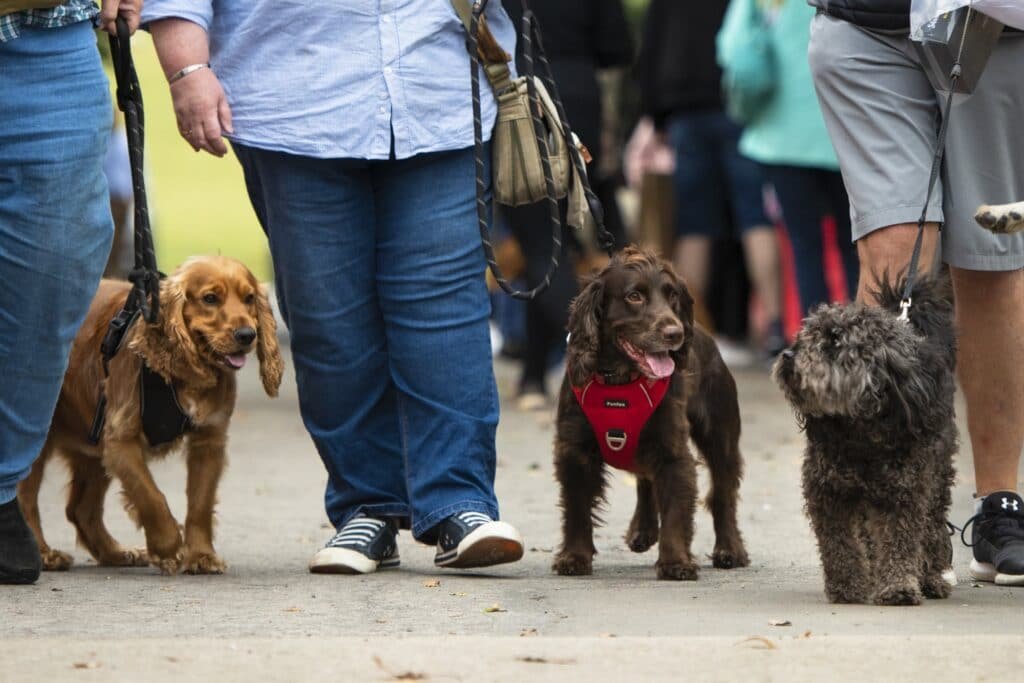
[
  {"xmin": 435, "ymin": 521, "xmax": 524, "ymax": 569},
  {"xmin": 309, "ymin": 547, "xmax": 399, "ymax": 575},
  {"xmin": 969, "ymin": 559, "xmax": 1024, "ymax": 586}
]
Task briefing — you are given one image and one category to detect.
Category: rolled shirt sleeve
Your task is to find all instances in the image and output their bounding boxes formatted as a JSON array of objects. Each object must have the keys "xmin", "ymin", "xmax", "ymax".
[{"xmin": 140, "ymin": 0, "xmax": 213, "ymax": 32}]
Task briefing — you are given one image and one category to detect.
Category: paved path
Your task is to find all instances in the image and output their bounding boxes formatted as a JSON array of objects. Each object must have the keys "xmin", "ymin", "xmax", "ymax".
[{"xmin": 2, "ymin": 358, "xmax": 1022, "ymax": 681}]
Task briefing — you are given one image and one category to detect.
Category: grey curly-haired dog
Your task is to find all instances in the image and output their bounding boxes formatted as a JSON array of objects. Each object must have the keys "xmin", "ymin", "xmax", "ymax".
[{"xmin": 773, "ymin": 276, "xmax": 957, "ymax": 606}]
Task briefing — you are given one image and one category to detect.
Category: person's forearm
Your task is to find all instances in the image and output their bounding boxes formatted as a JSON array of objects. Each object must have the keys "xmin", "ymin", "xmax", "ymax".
[{"xmin": 149, "ymin": 18, "xmax": 211, "ymax": 82}]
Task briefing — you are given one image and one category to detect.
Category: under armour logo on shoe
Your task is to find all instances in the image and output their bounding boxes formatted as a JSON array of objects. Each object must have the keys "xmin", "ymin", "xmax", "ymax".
[{"xmin": 1001, "ymin": 497, "xmax": 1020, "ymax": 512}]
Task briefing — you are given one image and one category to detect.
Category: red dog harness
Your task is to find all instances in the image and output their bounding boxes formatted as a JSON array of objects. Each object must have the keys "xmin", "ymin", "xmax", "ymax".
[{"xmin": 571, "ymin": 374, "xmax": 671, "ymax": 471}]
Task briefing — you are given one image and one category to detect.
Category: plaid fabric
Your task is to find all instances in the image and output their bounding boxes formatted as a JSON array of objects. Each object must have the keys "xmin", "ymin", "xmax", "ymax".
[{"xmin": 0, "ymin": 1, "xmax": 98, "ymax": 42}]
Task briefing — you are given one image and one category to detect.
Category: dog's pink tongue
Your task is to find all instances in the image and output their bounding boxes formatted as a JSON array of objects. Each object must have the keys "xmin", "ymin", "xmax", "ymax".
[
  {"xmin": 225, "ymin": 353, "xmax": 247, "ymax": 369},
  {"xmin": 645, "ymin": 352, "xmax": 675, "ymax": 378}
]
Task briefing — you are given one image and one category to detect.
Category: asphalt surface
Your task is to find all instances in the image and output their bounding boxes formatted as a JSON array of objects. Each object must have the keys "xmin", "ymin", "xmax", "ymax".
[{"xmin": 2, "ymin": 355, "xmax": 1022, "ymax": 681}]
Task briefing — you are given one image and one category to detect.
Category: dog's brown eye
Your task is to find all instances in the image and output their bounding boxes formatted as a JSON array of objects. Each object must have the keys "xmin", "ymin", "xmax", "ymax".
[
  {"xmin": 244, "ymin": 294, "xmax": 255, "ymax": 305},
  {"xmin": 202, "ymin": 293, "xmax": 219, "ymax": 305},
  {"xmin": 626, "ymin": 291, "xmax": 644, "ymax": 304}
]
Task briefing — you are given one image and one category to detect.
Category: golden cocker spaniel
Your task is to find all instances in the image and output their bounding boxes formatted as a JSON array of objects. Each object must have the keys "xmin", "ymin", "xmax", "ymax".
[{"xmin": 17, "ymin": 255, "xmax": 283, "ymax": 574}]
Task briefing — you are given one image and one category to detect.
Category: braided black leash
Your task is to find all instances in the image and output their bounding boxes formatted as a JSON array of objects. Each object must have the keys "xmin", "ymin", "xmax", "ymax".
[
  {"xmin": 468, "ymin": 0, "xmax": 614, "ymax": 301},
  {"xmin": 522, "ymin": 6, "xmax": 614, "ymax": 256},
  {"xmin": 899, "ymin": 9, "xmax": 972, "ymax": 320},
  {"xmin": 88, "ymin": 18, "xmax": 163, "ymax": 444}
]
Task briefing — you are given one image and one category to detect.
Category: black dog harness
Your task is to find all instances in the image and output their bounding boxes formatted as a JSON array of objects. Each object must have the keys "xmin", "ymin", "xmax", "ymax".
[{"xmin": 139, "ymin": 364, "xmax": 192, "ymax": 446}]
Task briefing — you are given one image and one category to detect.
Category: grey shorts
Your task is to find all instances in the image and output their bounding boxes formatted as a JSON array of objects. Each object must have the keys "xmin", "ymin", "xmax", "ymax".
[{"xmin": 809, "ymin": 13, "xmax": 1024, "ymax": 270}]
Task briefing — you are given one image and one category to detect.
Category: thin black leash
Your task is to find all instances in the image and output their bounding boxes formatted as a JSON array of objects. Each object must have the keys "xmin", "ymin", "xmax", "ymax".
[
  {"xmin": 468, "ymin": 0, "xmax": 614, "ymax": 301},
  {"xmin": 88, "ymin": 17, "xmax": 164, "ymax": 444},
  {"xmin": 899, "ymin": 8, "xmax": 973, "ymax": 320}
]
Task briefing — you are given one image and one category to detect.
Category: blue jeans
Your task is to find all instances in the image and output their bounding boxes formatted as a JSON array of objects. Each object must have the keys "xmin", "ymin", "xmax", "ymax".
[
  {"xmin": 0, "ymin": 22, "xmax": 114, "ymax": 504},
  {"xmin": 233, "ymin": 143, "xmax": 500, "ymax": 541},
  {"xmin": 667, "ymin": 111, "xmax": 768, "ymax": 238},
  {"xmin": 763, "ymin": 164, "xmax": 858, "ymax": 312}
]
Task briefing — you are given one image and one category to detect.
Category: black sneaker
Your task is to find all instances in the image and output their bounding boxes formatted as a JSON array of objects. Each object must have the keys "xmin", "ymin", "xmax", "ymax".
[
  {"xmin": 434, "ymin": 511, "xmax": 524, "ymax": 569},
  {"xmin": 309, "ymin": 515, "xmax": 399, "ymax": 575},
  {"xmin": 0, "ymin": 499, "xmax": 41, "ymax": 585},
  {"xmin": 963, "ymin": 491, "xmax": 1024, "ymax": 586}
]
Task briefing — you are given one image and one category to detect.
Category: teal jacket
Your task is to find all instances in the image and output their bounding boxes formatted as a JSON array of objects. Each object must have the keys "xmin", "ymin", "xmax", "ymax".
[{"xmin": 719, "ymin": 0, "xmax": 839, "ymax": 170}]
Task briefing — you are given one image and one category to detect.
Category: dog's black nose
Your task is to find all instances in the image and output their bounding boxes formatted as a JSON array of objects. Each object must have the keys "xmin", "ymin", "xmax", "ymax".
[
  {"xmin": 662, "ymin": 325, "xmax": 685, "ymax": 346},
  {"xmin": 234, "ymin": 327, "xmax": 257, "ymax": 346}
]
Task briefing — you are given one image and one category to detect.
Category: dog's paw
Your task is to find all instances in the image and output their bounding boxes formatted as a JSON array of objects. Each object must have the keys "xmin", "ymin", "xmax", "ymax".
[
  {"xmin": 99, "ymin": 547, "xmax": 149, "ymax": 567},
  {"xmin": 975, "ymin": 203, "xmax": 1024, "ymax": 234},
  {"xmin": 920, "ymin": 574, "xmax": 952, "ymax": 600},
  {"xmin": 40, "ymin": 548, "xmax": 73, "ymax": 571},
  {"xmin": 656, "ymin": 559, "xmax": 699, "ymax": 581},
  {"xmin": 552, "ymin": 552, "xmax": 592, "ymax": 576},
  {"xmin": 626, "ymin": 527, "xmax": 658, "ymax": 553},
  {"xmin": 712, "ymin": 545, "xmax": 750, "ymax": 569},
  {"xmin": 182, "ymin": 551, "xmax": 226, "ymax": 575},
  {"xmin": 825, "ymin": 584, "xmax": 868, "ymax": 604},
  {"xmin": 873, "ymin": 584, "xmax": 923, "ymax": 607}
]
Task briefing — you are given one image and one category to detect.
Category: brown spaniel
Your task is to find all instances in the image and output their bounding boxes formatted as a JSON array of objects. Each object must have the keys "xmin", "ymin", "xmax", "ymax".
[
  {"xmin": 17, "ymin": 256, "xmax": 283, "ymax": 575},
  {"xmin": 553, "ymin": 246, "xmax": 748, "ymax": 580}
]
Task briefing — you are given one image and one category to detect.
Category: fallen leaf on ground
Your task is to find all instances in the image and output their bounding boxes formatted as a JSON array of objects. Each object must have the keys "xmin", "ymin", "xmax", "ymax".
[
  {"xmin": 768, "ymin": 619, "xmax": 791, "ymax": 627},
  {"xmin": 449, "ymin": 592, "xmax": 467, "ymax": 597},
  {"xmin": 422, "ymin": 579, "xmax": 440, "ymax": 588},
  {"xmin": 483, "ymin": 604, "xmax": 507, "ymax": 613},
  {"xmin": 165, "ymin": 656, "xmax": 179, "ymax": 663},
  {"xmin": 283, "ymin": 607, "xmax": 302, "ymax": 613},
  {"xmin": 737, "ymin": 636, "xmax": 777, "ymax": 650},
  {"xmin": 520, "ymin": 628, "xmax": 538, "ymax": 637},
  {"xmin": 72, "ymin": 662, "xmax": 101, "ymax": 669},
  {"xmin": 516, "ymin": 656, "xmax": 576, "ymax": 665},
  {"xmin": 599, "ymin": 633, "xmax": 617, "ymax": 638},
  {"xmin": 800, "ymin": 630, "xmax": 812, "ymax": 639},
  {"xmin": 372, "ymin": 655, "xmax": 428, "ymax": 681}
]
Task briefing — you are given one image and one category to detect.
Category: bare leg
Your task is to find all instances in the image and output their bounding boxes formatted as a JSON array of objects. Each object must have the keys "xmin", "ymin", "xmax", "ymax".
[
  {"xmin": 673, "ymin": 235, "xmax": 711, "ymax": 304},
  {"xmin": 856, "ymin": 222, "xmax": 940, "ymax": 304},
  {"xmin": 950, "ymin": 268, "xmax": 1024, "ymax": 495},
  {"xmin": 741, "ymin": 226, "xmax": 781, "ymax": 322}
]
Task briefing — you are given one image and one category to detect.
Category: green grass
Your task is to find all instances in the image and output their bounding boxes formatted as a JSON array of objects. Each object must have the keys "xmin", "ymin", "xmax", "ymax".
[{"xmin": 125, "ymin": 34, "xmax": 272, "ymax": 281}]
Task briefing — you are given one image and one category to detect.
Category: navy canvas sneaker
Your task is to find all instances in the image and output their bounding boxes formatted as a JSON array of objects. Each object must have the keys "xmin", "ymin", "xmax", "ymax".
[
  {"xmin": 434, "ymin": 511, "xmax": 524, "ymax": 569},
  {"xmin": 964, "ymin": 491, "xmax": 1024, "ymax": 586},
  {"xmin": 309, "ymin": 515, "xmax": 400, "ymax": 575}
]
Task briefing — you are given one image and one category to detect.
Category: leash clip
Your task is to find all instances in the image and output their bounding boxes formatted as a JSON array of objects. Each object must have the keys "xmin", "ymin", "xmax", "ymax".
[{"xmin": 898, "ymin": 298, "xmax": 912, "ymax": 322}]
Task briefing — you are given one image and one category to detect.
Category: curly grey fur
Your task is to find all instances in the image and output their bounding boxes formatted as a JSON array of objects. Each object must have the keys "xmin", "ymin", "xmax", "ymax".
[{"xmin": 773, "ymin": 276, "xmax": 958, "ymax": 605}]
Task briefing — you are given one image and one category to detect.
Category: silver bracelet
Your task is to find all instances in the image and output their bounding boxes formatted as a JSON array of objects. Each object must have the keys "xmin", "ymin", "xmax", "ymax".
[{"xmin": 168, "ymin": 63, "xmax": 211, "ymax": 85}]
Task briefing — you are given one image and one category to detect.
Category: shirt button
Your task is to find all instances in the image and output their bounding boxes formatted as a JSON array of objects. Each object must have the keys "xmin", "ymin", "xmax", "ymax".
[
  {"xmin": 379, "ymin": 105, "xmax": 386, "ymax": 114},
  {"xmin": 384, "ymin": 66, "xmax": 393, "ymax": 74}
]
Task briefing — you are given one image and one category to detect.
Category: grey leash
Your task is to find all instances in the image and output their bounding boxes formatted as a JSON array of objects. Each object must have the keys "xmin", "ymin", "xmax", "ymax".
[{"xmin": 899, "ymin": 7, "xmax": 974, "ymax": 320}]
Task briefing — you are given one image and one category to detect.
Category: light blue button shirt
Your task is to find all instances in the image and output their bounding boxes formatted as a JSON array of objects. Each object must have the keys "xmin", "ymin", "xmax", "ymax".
[{"xmin": 142, "ymin": 1, "xmax": 515, "ymax": 160}]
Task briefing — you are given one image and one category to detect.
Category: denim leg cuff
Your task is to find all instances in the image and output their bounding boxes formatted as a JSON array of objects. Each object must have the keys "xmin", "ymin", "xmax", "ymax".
[
  {"xmin": 330, "ymin": 503, "xmax": 411, "ymax": 532},
  {"xmin": 0, "ymin": 486, "xmax": 16, "ymax": 505},
  {"xmin": 412, "ymin": 500, "xmax": 500, "ymax": 542}
]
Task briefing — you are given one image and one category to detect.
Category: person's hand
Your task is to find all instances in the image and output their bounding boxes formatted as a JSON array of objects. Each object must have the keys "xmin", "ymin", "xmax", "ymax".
[
  {"xmin": 170, "ymin": 68, "xmax": 233, "ymax": 157},
  {"xmin": 99, "ymin": 0, "xmax": 142, "ymax": 35}
]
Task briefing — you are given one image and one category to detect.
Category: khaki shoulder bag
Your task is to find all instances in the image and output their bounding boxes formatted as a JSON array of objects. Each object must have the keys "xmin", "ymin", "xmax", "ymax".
[{"xmin": 452, "ymin": 0, "xmax": 613, "ymax": 299}]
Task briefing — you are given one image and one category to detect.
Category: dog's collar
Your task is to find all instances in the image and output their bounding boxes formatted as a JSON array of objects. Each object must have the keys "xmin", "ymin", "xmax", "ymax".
[{"xmin": 571, "ymin": 373, "xmax": 671, "ymax": 472}]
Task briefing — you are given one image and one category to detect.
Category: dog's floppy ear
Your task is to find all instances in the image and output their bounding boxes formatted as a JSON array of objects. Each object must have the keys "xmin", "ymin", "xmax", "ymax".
[
  {"xmin": 255, "ymin": 284, "xmax": 284, "ymax": 397},
  {"xmin": 140, "ymin": 274, "xmax": 216, "ymax": 386},
  {"xmin": 566, "ymin": 277, "xmax": 604, "ymax": 387}
]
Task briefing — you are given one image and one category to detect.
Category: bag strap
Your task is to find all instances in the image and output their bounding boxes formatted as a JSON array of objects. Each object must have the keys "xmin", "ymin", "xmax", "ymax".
[{"xmin": 450, "ymin": 0, "xmax": 514, "ymax": 93}]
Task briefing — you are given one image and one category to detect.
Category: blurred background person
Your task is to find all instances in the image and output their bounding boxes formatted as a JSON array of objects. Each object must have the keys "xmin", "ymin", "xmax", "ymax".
[
  {"xmin": 502, "ymin": 0, "xmax": 633, "ymax": 410},
  {"xmin": 719, "ymin": 0, "xmax": 856, "ymax": 312},
  {"xmin": 635, "ymin": 0, "xmax": 783, "ymax": 361}
]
